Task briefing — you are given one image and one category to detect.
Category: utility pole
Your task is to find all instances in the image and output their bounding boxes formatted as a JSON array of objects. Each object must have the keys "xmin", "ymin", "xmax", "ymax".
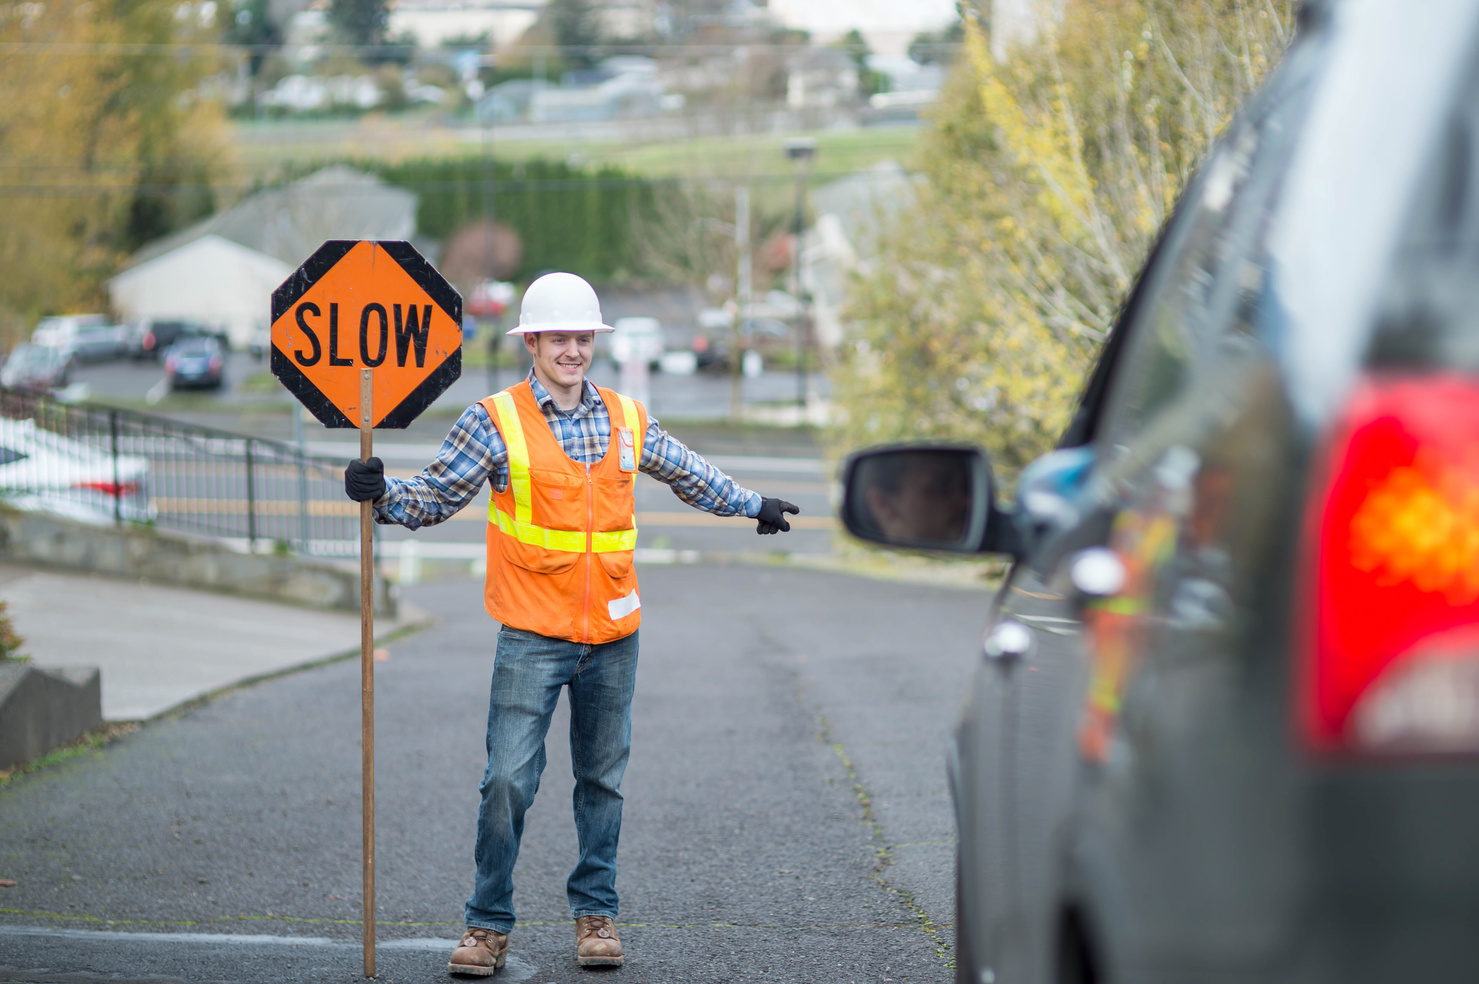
[
  {"xmin": 784, "ymin": 137, "xmax": 817, "ymax": 410},
  {"xmin": 483, "ymin": 58, "xmax": 500, "ymax": 397},
  {"xmin": 730, "ymin": 185, "xmax": 751, "ymax": 423}
]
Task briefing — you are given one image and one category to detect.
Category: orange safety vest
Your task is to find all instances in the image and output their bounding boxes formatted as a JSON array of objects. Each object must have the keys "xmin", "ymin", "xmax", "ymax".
[{"xmin": 479, "ymin": 380, "xmax": 647, "ymax": 644}]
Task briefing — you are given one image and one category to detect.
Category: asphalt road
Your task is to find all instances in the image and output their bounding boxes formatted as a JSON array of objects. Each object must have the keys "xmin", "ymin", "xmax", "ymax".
[{"xmin": 0, "ymin": 563, "xmax": 990, "ymax": 983}]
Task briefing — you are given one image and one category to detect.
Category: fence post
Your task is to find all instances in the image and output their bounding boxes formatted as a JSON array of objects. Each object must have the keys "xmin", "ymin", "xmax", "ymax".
[
  {"xmin": 294, "ymin": 404, "xmax": 309, "ymax": 554},
  {"xmin": 245, "ymin": 439, "xmax": 257, "ymax": 553},
  {"xmin": 108, "ymin": 409, "xmax": 121, "ymax": 527}
]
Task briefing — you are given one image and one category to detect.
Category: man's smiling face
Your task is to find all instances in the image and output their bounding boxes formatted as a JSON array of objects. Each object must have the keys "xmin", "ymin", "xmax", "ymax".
[{"xmin": 526, "ymin": 331, "xmax": 595, "ymax": 390}]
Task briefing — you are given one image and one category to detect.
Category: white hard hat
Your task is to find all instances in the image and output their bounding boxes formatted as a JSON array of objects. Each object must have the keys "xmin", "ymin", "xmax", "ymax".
[{"xmin": 507, "ymin": 272, "xmax": 615, "ymax": 335}]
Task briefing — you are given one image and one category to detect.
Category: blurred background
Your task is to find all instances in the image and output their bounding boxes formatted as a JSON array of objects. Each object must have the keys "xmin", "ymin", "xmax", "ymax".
[{"xmin": 0, "ymin": 0, "xmax": 1297, "ymax": 569}]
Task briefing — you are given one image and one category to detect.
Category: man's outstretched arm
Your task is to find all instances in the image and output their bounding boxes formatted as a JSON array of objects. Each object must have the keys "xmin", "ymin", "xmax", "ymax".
[
  {"xmin": 637, "ymin": 419, "xmax": 798, "ymax": 534},
  {"xmin": 343, "ymin": 403, "xmax": 507, "ymax": 530}
]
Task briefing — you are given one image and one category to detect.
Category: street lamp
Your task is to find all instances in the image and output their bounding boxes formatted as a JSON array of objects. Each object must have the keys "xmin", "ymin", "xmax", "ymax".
[{"xmin": 784, "ymin": 136, "xmax": 816, "ymax": 410}]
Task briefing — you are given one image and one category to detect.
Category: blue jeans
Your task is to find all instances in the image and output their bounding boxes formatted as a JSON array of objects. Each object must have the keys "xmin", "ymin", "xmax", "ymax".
[{"xmin": 464, "ymin": 625, "xmax": 639, "ymax": 934}]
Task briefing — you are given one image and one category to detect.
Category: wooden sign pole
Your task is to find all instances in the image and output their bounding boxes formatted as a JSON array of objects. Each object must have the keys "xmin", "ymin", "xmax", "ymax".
[
  {"xmin": 359, "ymin": 368, "xmax": 377, "ymax": 978},
  {"xmin": 270, "ymin": 241, "xmax": 462, "ymax": 980}
]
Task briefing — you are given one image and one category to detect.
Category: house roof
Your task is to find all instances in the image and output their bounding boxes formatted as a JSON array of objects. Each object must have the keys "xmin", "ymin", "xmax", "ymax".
[{"xmin": 123, "ymin": 166, "xmax": 418, "ymax": 271}]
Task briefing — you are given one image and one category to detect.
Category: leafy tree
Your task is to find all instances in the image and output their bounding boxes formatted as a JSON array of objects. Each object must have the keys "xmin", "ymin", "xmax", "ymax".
[
  {"xmin": 908, "ymin": 9, "xmax": 966, "ymax": 65},
  {"xmin": 227, "ymin": 0, "xmax": 283, "ymax": 78},
  {"xmin": 831, "ymin": 0, "xmax": 1298, "ymax": 478},
  {"xmin": 835, "ymin": 28, "xmax": 886, "ymax": 97},
  {"xmin": 329, "ymin": 0, "xmax": 389, "ymax": 49},
  {"xmin": 549, "ymin": 0, "xmax": 602, "ymax": 69},
  {"xmin": 0, "ymin": 0, "xmax": 230, "ymax": 344}
]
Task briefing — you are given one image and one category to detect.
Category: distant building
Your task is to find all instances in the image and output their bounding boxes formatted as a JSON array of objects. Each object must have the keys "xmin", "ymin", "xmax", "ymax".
[
  {"xmin": 477, "ymin": 79, "xmax": 539, "ymax": 123},
  {"xmin": 531, "ymin": 70, "xmax": 663, "ymax": 123},
  {"xmin": 108, "ymin": 168, "xmax": 418, "ymax": 349},
  {"xmin": 786, "ymin": 47, "xmax": 861, "ymax": 110},
  {"xmin": 478, "ymin": 58, "xmax": 665, "ymax": 124},
  {"xmin": 386, "ymin": 0, "xmax": 540, "ymax": 49}
]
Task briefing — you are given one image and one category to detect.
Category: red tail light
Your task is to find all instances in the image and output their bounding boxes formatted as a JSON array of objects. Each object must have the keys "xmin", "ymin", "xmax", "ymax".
[
  {"xmin": 1302, "ymin": 375, "xmax": 1479, "ymax": 755},
  {"xmin": 74, "ymin": 481, "xmax": 139, "ymax": 497},
  {"xmin": 143, "ymin": 331, "xmax": 155, "ymax": 351},
  {"xmin": 208, "ymin": 354, "xmax": 222, "ymax": 371}
]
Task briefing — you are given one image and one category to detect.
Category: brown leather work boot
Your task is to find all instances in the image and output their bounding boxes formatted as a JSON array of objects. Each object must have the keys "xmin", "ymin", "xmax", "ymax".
[
  {"xmin": 574, "ymin": 914, "xmax": 624, "ymax": 967},
  {"xmin": 448, "ymin": 927, "xmax": 509, "ymax": 976}
]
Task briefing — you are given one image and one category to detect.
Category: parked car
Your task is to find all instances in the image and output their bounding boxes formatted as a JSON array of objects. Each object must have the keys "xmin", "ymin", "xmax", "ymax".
[
  {"xmin": 841, "ymin": 3, "xmax": 1479, "ymax": 982},
  {"xmin": 127, "ymin": 319, "xmax": 215, "ymax": 361},
  {"xmin": 0, "ymin": 416, "xmax": 151, "ymax": 525},
  {"xmin": 164, "ymin": 336, "xmax": 224, "ymax": 390},
  {"xmin": 1, "ymin": 344, "xmax": 71, "ymax": 392},
  {"xmin": 609, "ymin": 316, "xmax": 665, "ymax": 370},
  {"xmin": 31, "ymin": 314, "xmax": 122, "ymax": 363}
]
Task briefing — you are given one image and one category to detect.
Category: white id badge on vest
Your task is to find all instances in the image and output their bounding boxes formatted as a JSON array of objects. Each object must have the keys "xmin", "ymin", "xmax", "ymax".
[{"xmin": 617, "ymin": 427, "xmax": 636, "ymax": 471}]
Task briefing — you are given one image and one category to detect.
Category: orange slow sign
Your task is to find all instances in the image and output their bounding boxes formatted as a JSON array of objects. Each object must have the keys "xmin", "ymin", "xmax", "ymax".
[{"xmin": 270, "ymin": 240, "xmax": 462, "ymax": 428}]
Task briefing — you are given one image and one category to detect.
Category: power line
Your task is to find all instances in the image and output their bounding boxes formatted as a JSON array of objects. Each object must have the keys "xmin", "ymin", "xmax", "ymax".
[
  {"xmin": 0, "ymin": 40, "xmax": 963, "ymax": 55},
  {"xmin": 0, "ymin": 169, "xmax": 912, "ymax": 196}
]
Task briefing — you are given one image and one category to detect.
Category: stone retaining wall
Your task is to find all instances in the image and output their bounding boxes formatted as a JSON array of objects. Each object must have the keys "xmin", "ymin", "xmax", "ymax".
[
  {"xmin": 0, "ymin": 507, "xmax": 395, "ymax": 618},
  {"xmin": 0, "ymin": 663, "xmax": 101, "ymax": 771}
]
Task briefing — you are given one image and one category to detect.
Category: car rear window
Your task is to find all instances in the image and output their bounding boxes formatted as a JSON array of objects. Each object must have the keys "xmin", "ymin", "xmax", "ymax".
[
  {"xmin": 173, "ymin": 340, "xmax": 215, "ymax": 356},
  {"xmin": 1368, "ymin": 42, "xmax": 1479, "ymax": 370}
]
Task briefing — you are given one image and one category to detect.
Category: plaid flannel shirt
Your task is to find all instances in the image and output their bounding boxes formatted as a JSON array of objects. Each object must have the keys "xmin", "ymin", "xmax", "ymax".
[{"xmin": 374, "ymin": 372, "xmax": 763, "ymax": 530}]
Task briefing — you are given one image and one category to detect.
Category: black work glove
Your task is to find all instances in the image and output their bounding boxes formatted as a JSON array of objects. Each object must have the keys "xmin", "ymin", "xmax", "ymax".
[
  {"xmin": 756, "ymin": 497, "xmax": 799, "ymax": 534},
  {"xmin": 344, "ymin": 456, "xmax": 386, "ymax": 502}
]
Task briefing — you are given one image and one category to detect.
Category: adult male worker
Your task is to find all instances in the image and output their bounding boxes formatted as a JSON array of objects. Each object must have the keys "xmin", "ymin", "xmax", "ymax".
[{"xmin": 342, "ymin": 271, "xmax": 800, "ymax": 976}]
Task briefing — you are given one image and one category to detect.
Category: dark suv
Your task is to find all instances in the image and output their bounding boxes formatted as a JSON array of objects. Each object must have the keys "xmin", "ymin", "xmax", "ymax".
[
  {"xmin": 841, "ymin": 3, "xmax": 1479, "ymax": 982},
  {"xmin": 127, "ymin": 320, "xmax": 216, "ymax": 361}
]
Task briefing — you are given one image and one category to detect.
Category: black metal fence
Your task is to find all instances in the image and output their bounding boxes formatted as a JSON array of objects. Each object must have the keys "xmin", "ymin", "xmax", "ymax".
[{"xmin": 0, "ymin": 388, "xmax": 360, "ymax": 556}]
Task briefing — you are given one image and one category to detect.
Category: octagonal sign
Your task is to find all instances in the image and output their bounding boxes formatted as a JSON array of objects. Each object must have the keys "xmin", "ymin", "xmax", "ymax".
[{"xmin": 270, "ymin": 240, "xmax": 462, "ymax": 428}]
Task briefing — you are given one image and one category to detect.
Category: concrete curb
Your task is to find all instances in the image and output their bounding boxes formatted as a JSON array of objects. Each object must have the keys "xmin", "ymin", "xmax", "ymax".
[
  {"xmin": 0, "ymin": 506, "xmax": 395, "ymax": 618},
  {"xmin": 0, "ymin": 663, "xmax": 101, "ymax": 771}
]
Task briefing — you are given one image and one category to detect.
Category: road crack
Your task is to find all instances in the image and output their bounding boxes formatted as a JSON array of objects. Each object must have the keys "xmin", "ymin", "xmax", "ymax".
[
  {"xmin": 817, "ymin": 715, "xmax": 953, "ymax": 969},
  {"xmin": 753, "ymin": 621, "xmax": 954, "ymax": 971}
]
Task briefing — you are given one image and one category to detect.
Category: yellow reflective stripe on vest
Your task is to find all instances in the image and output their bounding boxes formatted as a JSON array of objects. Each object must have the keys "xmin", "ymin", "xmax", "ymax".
[
  {"xmin": 491, "ymin": 508, "xmax": 587, "ymax": 552},
  {"xmin": 616, "ymin": 393, "xmax": 642, "ymax": 529},
  {"xmin": 592, "ymin": 528, "xmax": 638, "ymax": 551},
  {"xmin": 492, "ymin": 509, "xmax": 637, "ymax": 553},
  {"xmin": 490, "ymin": 391, "xmax": 532, "ymax": 524},
  {"xmin": 616, "ymin": 394, "xmax": 643, "ymax": 462}
]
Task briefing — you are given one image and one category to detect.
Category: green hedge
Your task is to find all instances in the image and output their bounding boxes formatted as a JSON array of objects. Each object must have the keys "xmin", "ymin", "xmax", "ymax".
[{"xmin": 374, "ymin": 157, "xmax": 659, "ymax": 283}]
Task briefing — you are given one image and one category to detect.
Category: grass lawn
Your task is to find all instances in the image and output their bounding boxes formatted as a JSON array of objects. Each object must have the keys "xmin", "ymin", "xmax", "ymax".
[{"xmin": 232, "ymin": 114, "xmax": 923, "ymax": 185}]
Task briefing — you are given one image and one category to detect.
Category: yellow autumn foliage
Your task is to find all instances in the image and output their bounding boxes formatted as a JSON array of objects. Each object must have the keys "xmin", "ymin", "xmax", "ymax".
[
  {"xmin": 831, "ymin": 0, "xmax": 1297, "ymax": 478},
  {"xmin": 0, "ymin": 0, "xmax": 233, "ymax": 344}
]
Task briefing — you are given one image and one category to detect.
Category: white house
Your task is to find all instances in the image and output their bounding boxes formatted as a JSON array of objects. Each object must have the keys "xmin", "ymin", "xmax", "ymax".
[
  {"xmin": 108, "ymin": 236, "xmax": 293, "ymax": 350},
  {"xmin": 108, "ymin": 167, "xmax": 418, "ymax": 349}
]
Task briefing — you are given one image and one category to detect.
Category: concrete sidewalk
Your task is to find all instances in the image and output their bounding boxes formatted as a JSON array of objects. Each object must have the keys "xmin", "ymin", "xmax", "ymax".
[{"xmin": 0, "ymin": 564, "xmax": 429, "ymax": 722}]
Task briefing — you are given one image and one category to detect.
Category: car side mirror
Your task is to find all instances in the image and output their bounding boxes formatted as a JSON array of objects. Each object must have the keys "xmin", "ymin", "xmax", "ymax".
[{"xmin": 840, "ymin": 444, "xmax": 1020, "ymax": 556}]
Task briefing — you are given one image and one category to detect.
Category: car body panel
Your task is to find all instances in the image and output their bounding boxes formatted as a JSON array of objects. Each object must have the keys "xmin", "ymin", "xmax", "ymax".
[
  {"xmin": 610, "ymin": 316, "xmax": 665, "ymax": 368},
  {"xmin": 0, "ymin": 417, "xmax": 151, "ymax": 524},
  {"xmin": 165, "ymin": 337, "xmax": 225, "ymax": 390},
  {"xmin": 889, "ymin": 3, "xmax": 1479, "ymax": 983},
  {"xmin": 1, "ymin": 344, "xmax": 71, "ymax": 393},
  {"xmin": 31, "ymin": 314, "xmax": 121, "ymax": 363}
]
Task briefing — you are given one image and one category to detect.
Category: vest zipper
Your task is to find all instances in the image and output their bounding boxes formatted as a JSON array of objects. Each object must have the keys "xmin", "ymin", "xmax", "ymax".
[{"xmin": 583, "ymin": 461, "xmax": 593, "ymax": 643}]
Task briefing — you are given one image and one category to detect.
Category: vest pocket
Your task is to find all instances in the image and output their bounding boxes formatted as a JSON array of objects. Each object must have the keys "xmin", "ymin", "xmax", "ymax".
[
  {"xmin": 499, "ymin": 534, "xmax": 580, "ymax": 574},
  {"xmin": 495, "ymin": 467, "xmax": 584, "ymax": 573},
  {"xmin": 597, "ymin": 549, "xmax": 634, "ymax": 579},
  {"xmin": 528, "ymin": 468, "xmax": 585, "ymax": 523}
]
